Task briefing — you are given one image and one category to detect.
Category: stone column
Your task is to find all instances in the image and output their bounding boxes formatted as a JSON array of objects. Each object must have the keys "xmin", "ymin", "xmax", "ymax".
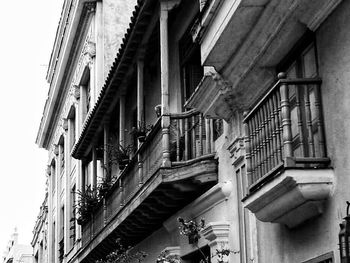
[
  {"xmin": 103, "ymin": 118, "xmax": 110, "ymax": 180},
  {"xmin": 92, "ymin": 146, "xmax": 97, "ymax": 188},
  {"xmin": 159, "ymin": 0, "xmax": 180, "ymax": 167},
  {"xmin": 119, "ymin": 95, "xmax": 126, "ymax": 146},
  {"xmin": 53, "ymin": 149, "xmax": 59, "ymax": 263},
  {"xmin": 137, "ymin": 59, "xmax": 144, "ymax": 184},
  {"xmin": 46, "ymin": 166, "xmax": 53, "ymax": 263},
  {"xmin": 202, "ymin": 222, "xmax": 230, "ymax": 263}
]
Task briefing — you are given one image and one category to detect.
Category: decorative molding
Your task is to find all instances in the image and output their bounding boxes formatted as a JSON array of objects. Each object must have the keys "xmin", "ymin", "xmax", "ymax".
[
  {"xmin": 202, "ymin": 222, "xmax": 231, "ymax": 263},
  {"xmin": 227, "ymin": 137, "xmax": 245, "ymax": 166},
  {"xmin": 302, "ymin": 0, "xmax": 342, "ymax": 31},
  {"xmin": 185, "ymin": 66, "xmax": 233, "ymax": 120},
  {"xmin": 69, "ymin": 84, "xmax": 80, "ymax": 100},
  {"xmin": 202, "ymin": 221, "xmax": 230, "ymax": 247}
]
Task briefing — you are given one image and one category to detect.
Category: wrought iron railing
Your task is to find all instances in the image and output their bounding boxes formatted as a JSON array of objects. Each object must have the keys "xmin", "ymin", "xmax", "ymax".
[{"xmin": 244, "ymin": 73, "xmax": 329, "ymax": 191}]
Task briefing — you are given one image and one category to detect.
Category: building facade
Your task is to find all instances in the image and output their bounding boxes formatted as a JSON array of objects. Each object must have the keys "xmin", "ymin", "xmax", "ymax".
[
  {"xmin": 36, "ymin": 0, "xmax": 350, "ymax": 262},
  {"xmin": 32, "ymin": 194, "xmax": 48, "ymax": 263},
  {"xmin": 3, "ymin": 229, "xmax": 33, "ymax": 263}
]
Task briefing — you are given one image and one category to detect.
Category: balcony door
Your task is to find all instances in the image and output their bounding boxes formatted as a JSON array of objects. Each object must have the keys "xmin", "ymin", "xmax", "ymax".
[{"xmin": 279, "ymin": 40, "xmax": 323, "ymax": 158}]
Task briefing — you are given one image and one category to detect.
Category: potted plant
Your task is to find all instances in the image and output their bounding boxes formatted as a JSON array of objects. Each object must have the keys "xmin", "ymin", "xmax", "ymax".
[
  {"xmin": 131, "ymin": 121, "xmax": 153, "ymax": 143},
  {"xmin": 155, "ymin": 104, "xmax": 162, "ymax": 118},
  {"xmin": 117, "ymin": 144, "xmax": 133, "ymax": 170}
]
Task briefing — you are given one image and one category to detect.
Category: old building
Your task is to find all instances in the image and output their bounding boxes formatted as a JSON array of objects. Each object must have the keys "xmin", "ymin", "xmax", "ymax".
[
  {"xmin": 3, "ymin": 229, "xmax": 33, "ymax": 263},
  {"xmin": 36, "ymin": 0, "xmax": 350, "ymax": 262},
  {"xmin": 35, "ymin": 0, "xmax": 137, "ymax": 262},
  {"xmin": 32, "ymin": 194, "xmax": 48, "ymax": 263}
]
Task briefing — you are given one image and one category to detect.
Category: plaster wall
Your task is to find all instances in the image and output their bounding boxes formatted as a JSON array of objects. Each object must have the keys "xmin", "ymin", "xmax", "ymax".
[{"xmin": 103, "ymin": 0, "xmax": 137, "ymax": 78}]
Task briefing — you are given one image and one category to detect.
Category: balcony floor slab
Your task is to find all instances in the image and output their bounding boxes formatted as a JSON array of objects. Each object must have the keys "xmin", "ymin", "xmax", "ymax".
[{"xmin": 243, "ymin": 168, "xmax": 334, "ymax": 228}]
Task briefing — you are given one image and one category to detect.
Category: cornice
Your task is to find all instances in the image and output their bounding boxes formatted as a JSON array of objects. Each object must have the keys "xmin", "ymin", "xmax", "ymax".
[{"xmin": 36, "ymin": 0, "xmax": 96, "ymax": 150}]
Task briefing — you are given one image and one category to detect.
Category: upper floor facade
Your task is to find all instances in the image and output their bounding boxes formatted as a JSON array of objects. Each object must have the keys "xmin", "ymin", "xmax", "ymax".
[{"xmin": 35, "ymin": 0, "xmax": 350, "ymax": 262}]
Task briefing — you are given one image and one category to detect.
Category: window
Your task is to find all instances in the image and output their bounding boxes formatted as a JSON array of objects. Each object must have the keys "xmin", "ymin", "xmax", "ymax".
[
  {"xmin": 182, "ymin": 245, "xmax": 211, "ymax": 263},
  {"xmin": 58, "ymin": 136, "xmax": 65, "ymax": 174},
  {"xmin": 277, "ymin": 35, "xmax": 322, "ymax": 159},
  {"xmin": 59, "ymin": 206, "xmax": 65, "ymax": 263},
  {"xmin": 179, "ymin": 19, "xmax": 203, "ymax": 107},
  {"xmin": 68, "ymin": 107, "xmax": 76, "ymax": 150},
  {"xmin": 52, "ymin": 221, "xmax": 56, "ymax": 262},
  {"xmin": 70, "ymin": 185, "xmax": 76, "ymax": 246}
]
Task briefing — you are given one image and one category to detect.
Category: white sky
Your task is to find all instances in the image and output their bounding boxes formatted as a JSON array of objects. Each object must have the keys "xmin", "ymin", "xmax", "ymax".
[{"xmin": 0, "ymin": 0, "xmax": 64, "ymax": 254}]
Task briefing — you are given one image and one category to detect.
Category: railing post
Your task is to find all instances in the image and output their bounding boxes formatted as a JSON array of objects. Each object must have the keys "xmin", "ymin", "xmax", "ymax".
[
  {"xmin": 278, "ymin": 72, "xmax": 294, "ymax": 166},
  {"xmin": 314, "ymin": 84, "xmax": 326, "ymax": 157},
  {"xmin": 243, "ymin": 111, "xmax": 252, "ymax": 186}
]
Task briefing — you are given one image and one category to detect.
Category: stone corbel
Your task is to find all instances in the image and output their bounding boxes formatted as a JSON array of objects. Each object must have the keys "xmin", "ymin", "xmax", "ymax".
[
  {"xmin": 202, "ymin": 222, "xmax": 230, "ymax": 263},
  {"xmin": 61, "ymin": 118, "xmax": 68, "ymax": 131},
  {"xmin": 70, "ymin": 84, "xmax": 80, "ymax": 100},
  {"xmin": 85, "ymin": 2, "xmax": 96, "ymax": 14},
  {"xmin": 53, "ymin": 144, "xmax": 59, "ymax": 156}
]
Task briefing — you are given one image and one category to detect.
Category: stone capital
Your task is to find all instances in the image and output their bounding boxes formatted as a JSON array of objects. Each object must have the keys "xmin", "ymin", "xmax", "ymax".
[
  {"xmin": 160, "ymin": 0, "xmax": 181, "ymax": 11},
  {"xmin": 202, "ymin": 221, "xmax": 230, "ymax": 247}
]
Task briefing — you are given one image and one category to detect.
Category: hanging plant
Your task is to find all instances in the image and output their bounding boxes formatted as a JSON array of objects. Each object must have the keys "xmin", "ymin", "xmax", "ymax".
[
  {"xmin": 156, "ymin": 251, "xmax": 181, "ymax": 263},
  {"xmin": 178, "ymin": 217, "xmax": 205, "ymax": 244},
  {"xmin": 95, "ymin": 238, "xmax": 148, "ymax": 263},
  {"xmin": 75, "ymin": 186, "xmax": 99, "ymax": 225}
]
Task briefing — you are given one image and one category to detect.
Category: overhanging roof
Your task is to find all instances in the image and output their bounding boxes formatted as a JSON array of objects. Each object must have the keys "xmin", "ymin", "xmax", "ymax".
[{"xmin": 72, "ymin": 0, "xmax": 157, "ymax": 159}]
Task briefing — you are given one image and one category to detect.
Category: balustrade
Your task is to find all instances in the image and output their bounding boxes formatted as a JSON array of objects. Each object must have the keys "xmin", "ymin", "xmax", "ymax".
[
  {"xmin": 169, "ymin": 110, "xmax": 215, "ymax": 163},
  {"xmin": 244, "ymin": 73, "xmax": 328, "ymax": 191}
]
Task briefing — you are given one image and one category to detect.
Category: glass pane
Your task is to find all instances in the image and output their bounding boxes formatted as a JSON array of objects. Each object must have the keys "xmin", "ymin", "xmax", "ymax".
[
  {"xmin": 309, "ymin": 87, "xmax": 316, "ymax": 121},
  {"xmin": 290, "ymin": 106, "xmax": 298, "ymax": 139},
  {"xmin": 302, "ymin": 45, "xmax": 317, "ymax": 77},
  {"xmin": 287, "ymin": 62, "xmax": 297, "ymax": 99}
]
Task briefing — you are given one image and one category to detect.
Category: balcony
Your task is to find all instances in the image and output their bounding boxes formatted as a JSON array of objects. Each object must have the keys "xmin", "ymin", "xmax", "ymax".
[
  {"xmin": 79, "ymin": 111, "xmax": 218, "ymax": 261},
  {"xmin": 242, "ymin": 73, "xmax": 334, "ymax": 228}
]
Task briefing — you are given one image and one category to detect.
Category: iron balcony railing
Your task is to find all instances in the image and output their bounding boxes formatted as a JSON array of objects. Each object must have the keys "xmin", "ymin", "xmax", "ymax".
[{"xmin": 244, "ymin": 73, "xmax": 329, "ymax": 192}]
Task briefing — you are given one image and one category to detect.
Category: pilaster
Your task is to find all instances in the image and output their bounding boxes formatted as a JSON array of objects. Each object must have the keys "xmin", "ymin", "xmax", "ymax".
[{"xmin": 202, "ymin": 222, "xmax": 230, "ymax": 263}]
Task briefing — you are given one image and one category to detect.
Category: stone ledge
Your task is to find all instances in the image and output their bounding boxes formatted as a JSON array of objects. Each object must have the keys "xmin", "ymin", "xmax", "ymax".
[{"xmin": 243, "ymin": 168, "xmax": 334, "ymax": 228}]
